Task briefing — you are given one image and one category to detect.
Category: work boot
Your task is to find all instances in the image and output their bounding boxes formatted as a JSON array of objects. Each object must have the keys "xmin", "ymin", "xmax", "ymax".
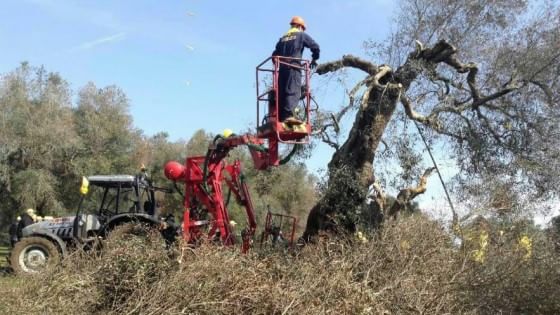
[{"xmin": 282, "ymin": 116, "xmax": 303, "ymax": 125}]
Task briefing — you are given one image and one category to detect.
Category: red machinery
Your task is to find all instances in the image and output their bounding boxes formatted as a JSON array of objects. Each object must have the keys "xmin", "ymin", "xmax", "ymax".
[
  {"xmin": 164, "ymin": 57, "xmax": 312, "ymax": 251},
  {"xmin": 260, "ymin": 209, "xmax": 298, "ymax": 248}
]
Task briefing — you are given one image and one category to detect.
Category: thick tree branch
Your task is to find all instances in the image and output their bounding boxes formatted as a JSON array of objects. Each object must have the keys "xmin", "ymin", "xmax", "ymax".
[
  {"xmin": 316, "ymin": 55, "xmax": 378, "ymax": 75},
  {"xmin": 473, "ymin": 83, "xmax": 521, "ymax": 107},
  {"xmin": 400, "ymin": 93, "xmax": 433, "ymax": 125},
  {"xmin": 369, "ymin": 180, "xmax": 386, "ymax": 213},
  {"xmin": 415, "ymin": 39, "xmax": 529, "ymax": 116},
  {"xmin": 372, "ymin": 65, "xmax": 392, "ymax": 88},
  {"xmin": 387, "ymin": 167, "xmax": 436, "ymax": 219}
]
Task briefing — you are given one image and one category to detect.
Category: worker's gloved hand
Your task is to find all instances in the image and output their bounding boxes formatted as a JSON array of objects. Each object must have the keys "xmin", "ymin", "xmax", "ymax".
[{"xmin": 310, "ymin": 59, "xmax": 318, "ymax": 69}]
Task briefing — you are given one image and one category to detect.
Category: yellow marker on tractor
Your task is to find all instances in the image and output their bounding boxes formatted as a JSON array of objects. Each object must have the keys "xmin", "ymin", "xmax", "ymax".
[{"xmin": 80, "ymin": 176, "xmax": 89, "ymax": 195}]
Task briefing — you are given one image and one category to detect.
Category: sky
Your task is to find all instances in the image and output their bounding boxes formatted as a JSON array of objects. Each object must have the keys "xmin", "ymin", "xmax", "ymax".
[
  {"xmin": 1, "ymin": 0, "xmax": 557, "ymax": 225},
  {"xmin": 0, "ymin": 0, "xmax": 394, "ymax": 172}
]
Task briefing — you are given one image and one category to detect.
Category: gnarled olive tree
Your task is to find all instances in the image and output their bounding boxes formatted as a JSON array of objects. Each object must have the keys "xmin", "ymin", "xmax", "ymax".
[{"xmin": 304, "ymin": 0, "xmax": 560, "ymax": 238}]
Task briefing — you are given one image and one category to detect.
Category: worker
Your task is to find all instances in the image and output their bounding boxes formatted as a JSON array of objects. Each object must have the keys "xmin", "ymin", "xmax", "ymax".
[
  {"xmin": 272, "ymin": 16, "xmax": 320, "ymax": 123},
  {"xmin": 17, "ymin": 208, "xmax": 35, "ymax": 238},
  {"xmin": 9, "ymin": 216, "xmax": 20, "ymax": 247}
]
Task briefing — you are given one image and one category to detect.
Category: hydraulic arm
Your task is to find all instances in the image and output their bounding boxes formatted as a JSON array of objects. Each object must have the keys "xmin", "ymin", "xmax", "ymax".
[{"xmin": 164, "ymin": 57, "xmax": 313, "ymax": 251}]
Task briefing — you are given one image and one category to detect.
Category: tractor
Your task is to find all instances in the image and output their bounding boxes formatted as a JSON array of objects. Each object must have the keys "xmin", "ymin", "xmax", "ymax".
[{"xmin": 9, "ymin": 172, "xmax": 175, "ymax": 275}]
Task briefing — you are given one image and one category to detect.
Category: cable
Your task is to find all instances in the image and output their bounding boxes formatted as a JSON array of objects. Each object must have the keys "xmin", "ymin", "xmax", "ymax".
[
  {"xmin": 173, "ymin": 182, "xmax": 185, "ymax": 199},
  {"xmin": 413, "ymin": 121, "xmax": 458, "ymax": 224},
  {"xmin": 279, "ymin": 144, "xmax": 300, "ymax": 165}
]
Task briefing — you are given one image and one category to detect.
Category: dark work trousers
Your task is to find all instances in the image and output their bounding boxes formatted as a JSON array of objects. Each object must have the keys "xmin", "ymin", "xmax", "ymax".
[{"xmin": 278, "ymin": 66, "xmax": 302, "ymax": 121}]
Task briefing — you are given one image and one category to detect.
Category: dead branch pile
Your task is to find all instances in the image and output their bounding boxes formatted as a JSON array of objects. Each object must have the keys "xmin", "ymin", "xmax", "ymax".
[{"xmin": 0, "ymin": 218, "xmax": 558, "ymax": 315}]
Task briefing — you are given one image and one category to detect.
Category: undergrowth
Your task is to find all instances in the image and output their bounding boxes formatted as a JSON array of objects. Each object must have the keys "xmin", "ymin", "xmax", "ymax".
[{"xmin": 0, "ymin": 216, "xmax": 558, "ymax": 314}]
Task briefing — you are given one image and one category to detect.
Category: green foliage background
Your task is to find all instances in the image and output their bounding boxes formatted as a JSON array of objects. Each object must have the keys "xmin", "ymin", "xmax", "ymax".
[{"xmin": 0, "ymin": 63, "xmax": 317, "ymax": 242}]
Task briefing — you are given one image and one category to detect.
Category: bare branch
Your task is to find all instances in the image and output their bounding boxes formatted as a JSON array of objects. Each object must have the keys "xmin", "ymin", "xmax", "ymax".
[
  {"xmin": 380, "ymin": 139, "xmax": 389, "ymax": 153},
  {"xmin": 387, "ymin": 167, "xmax": 437, "ymax": 219},
  {"xmin": 336, "ymin": 78, "xmax": 370, "ymax": 122},
  {"xmin": 372, "ymin": 65, "xmax": 392, "ymax": 88},
  {"xmin": 320, "ymin": 132, "xmax": 339, "ymax": 150},
  {"xmin": 316, "ymin": 55, "xmax": 378, "ymax": 75},
  {"xmin": 529, "ymin": 80, "xmax": 555, "ymax": 106},
  {"xmin": 400, "ymin": 93, "xmax": 432, "ymax": 125},
  {"xmin": 475, "ymin": 108, "xmax": 506, "ymax": 146}
]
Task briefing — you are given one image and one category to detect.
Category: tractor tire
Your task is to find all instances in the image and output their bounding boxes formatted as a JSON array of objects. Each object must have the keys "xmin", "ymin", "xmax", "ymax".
[{"xmin": 9, "ymin": 236, "xmax": 60, "ymax": 275}]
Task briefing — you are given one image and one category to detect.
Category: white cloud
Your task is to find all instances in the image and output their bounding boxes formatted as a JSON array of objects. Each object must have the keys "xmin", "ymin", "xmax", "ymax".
[{"xmin": 71, "ymin": 32, "xmax": 126, "ymax": 52}]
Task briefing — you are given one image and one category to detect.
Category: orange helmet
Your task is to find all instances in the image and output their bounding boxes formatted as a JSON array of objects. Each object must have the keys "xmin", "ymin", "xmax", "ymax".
[{"xmin": 290, "ymin": 16, "xmax": 306, "ymax": 30}]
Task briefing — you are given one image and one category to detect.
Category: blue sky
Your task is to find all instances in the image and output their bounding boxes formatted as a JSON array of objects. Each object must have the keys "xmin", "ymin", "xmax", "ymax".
[{"xmin": 0, "ymin": 0, "xmax": 395, "ymax": 173}]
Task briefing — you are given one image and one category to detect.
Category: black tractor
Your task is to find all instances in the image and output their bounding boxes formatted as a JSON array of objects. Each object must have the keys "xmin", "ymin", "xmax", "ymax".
[{"xmin": 9, "ymin": 173, "xmax": 177, "ymax": 275}]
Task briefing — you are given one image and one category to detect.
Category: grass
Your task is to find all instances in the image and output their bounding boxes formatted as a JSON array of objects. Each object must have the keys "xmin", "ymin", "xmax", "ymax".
[
  {"xmin": 0, "ymin": 246, "xmax": 8, "ymax": 268},
  {"xmin": 0, "ymin": 218, "xmax": 558, "ymax": 314},
  {"xmin": 0, "ymin": 246, "xmax": 17, "ymax": 315}
]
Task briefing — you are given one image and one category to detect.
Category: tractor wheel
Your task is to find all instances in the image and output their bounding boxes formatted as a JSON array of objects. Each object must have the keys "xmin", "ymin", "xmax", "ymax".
[{"xmin": 9, "ymin": 237, "xmax": 60, "ymax": 275}]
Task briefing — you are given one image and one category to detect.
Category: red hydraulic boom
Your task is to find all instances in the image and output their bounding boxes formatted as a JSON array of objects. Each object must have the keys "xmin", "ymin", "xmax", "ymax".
[{"xmin": 164, "ymin": 57, "xmax": 312, "ymax": 251}]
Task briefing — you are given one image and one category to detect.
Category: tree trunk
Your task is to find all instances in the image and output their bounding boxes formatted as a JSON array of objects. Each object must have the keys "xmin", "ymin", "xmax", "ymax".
[{"xmin": 303, "ymin": 41, "xmax": 458, "ymax": 240}]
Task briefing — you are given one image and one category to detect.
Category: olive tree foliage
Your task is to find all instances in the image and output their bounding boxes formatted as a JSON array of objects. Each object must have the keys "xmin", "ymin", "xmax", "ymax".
[
  {"xmin": 0, "ymin": 63, "xmax": 77, "ymax": 223},
  {"xmin": 304, "ymin": 0, "xmax": 560, "ymax": 238},
  {"xmin": 132, "ymin": 131, "xmax": 187, "ymax": 217},
  {"xmin": 0, "ymin": 64, "xmax": 143, "ymax": 230},
  {"xmin": 74, "ymin": 82, "xmax": 142, "ymax": 175}
]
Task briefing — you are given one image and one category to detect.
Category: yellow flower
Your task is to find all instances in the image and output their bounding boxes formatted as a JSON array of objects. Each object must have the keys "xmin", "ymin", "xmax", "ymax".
[
  {"xmin": 400, "ymin": 240, "xmax": 410, "ymax": 251},
  {"xmin": 518, "ymin": 235, "xmax": 532, "ymax": 260},
  {"xmin": 472, "ymin": 231, "xmax": 489, "ymax": 263},
  {"xmin": 356, "ymin": 231, "xmax": 368, "ymax": 244}
]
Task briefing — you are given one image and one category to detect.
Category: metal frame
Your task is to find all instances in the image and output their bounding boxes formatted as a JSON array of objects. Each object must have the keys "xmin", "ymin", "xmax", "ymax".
[
  {"xmin": 177, "ymin": 155, "xmax": 257, "ymax": 253},
  {"xmin": 256, "ymin": 56, "xmax": 312, "ymax": 145},
  {"xmin": 260, "ymin": 210, "xmax": 297, "ymax": 248}
]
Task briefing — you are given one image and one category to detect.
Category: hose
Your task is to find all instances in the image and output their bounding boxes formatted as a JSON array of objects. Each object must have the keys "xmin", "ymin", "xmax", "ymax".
[
  {"xmin": 201, "ymin": 134, "xmax": 225, "ymax": 194},
  {"xmin": 173, "ymin": 182, "xmax": 185, "ymax": 199},
  {"xmin": 279, "ymin": 144, "xmax": 300, "ymax": 165}
]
